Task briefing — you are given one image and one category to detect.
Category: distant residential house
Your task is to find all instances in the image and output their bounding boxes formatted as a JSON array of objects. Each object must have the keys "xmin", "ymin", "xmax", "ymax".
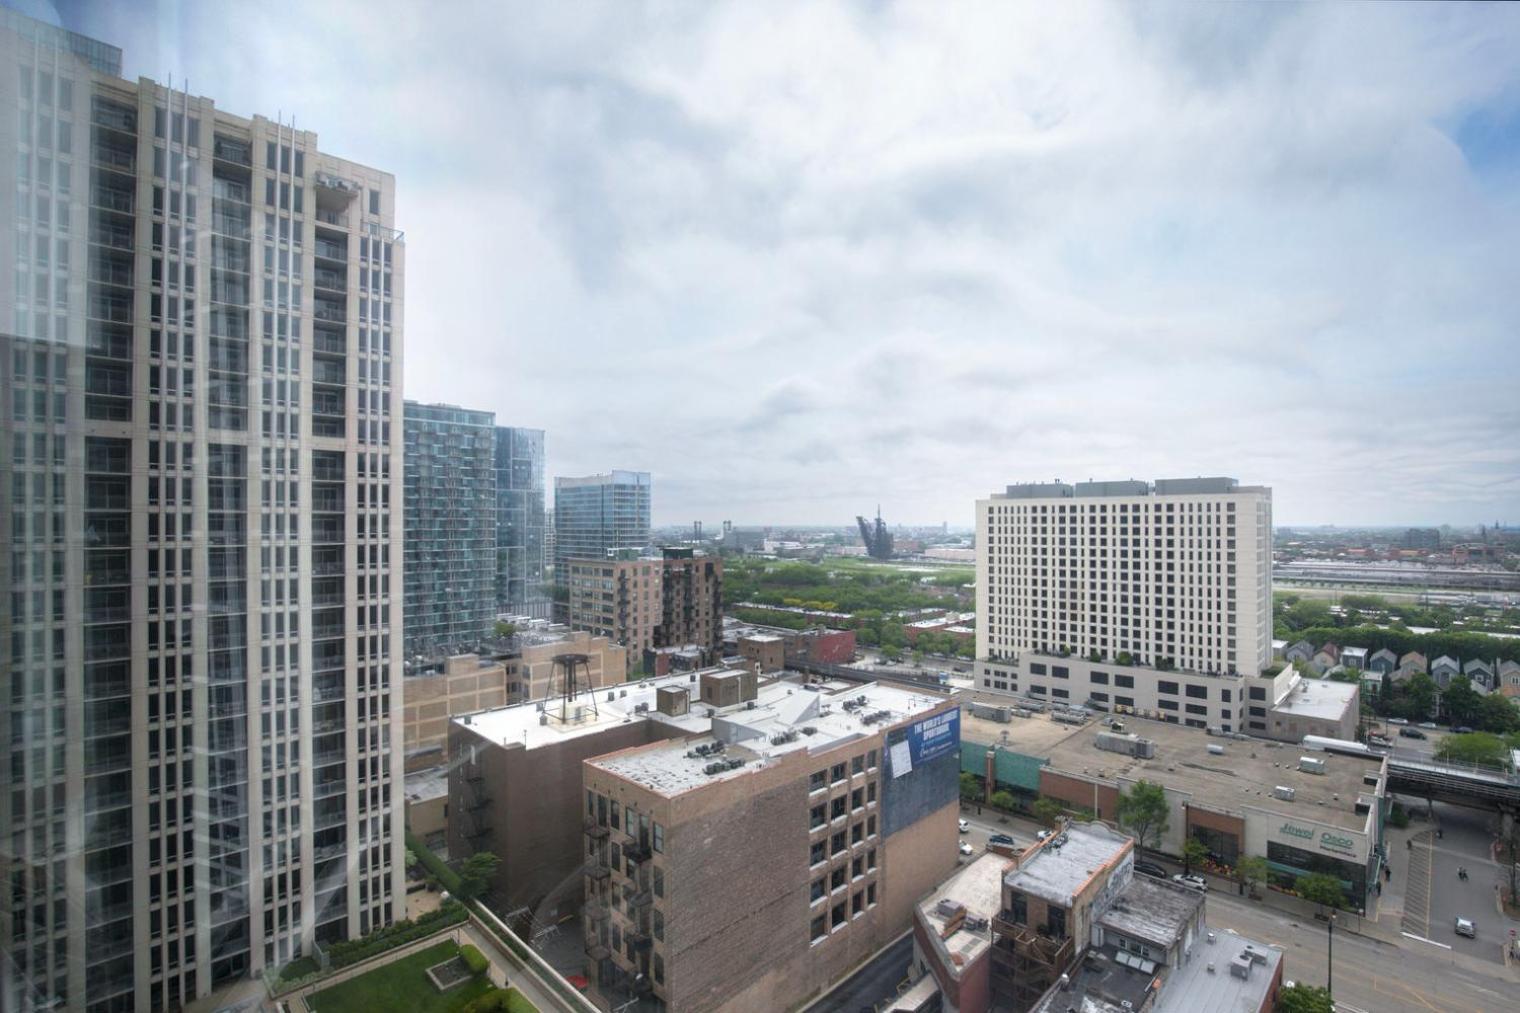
[
  {"xmin": 1368, "ymin": 648, "xmax": 1398, "ymax": 675},
  {"xmin": 1431, "ymin": 655, "xmax": 1461, "ymax": 689},
  {"xmin": 1284, "ymin": 640, "xmax": 1314, "ymax": 665},
  {"xmin": 1360, "ymin": 669, "xmax": 1384, "ymax": 694},
  {"xmin": 1463, "ymin": 658, "xmax": 1495, "ymax": 693},
  {"xmin": 1311, "ymin": 643, "xmax": 1341, "ymax": 675},
  {"xmin": 1399, "ymin": 651, "xmax": 1428, "ymax": 675},
  {"xmin": 1498, "ymin": 660, "xmax": 1520, "ymax": 699},
  {"xmin": 1340, "ymin": 646, "xmax": 1368, "ymax": 671}
]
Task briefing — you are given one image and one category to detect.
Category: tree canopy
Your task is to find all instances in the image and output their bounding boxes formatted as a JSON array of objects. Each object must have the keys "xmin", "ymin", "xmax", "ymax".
[
  {"xmin": 1296, "ymin": 872, "xmax": 1346, "ymax": 910},
  {"xmin": 1116, "ymin": 780, "xmax": 1169, "ymax": 855},
  {"xmin": 1276, "ymin": 983, "xmax": 1334, "ymax": 1013}
]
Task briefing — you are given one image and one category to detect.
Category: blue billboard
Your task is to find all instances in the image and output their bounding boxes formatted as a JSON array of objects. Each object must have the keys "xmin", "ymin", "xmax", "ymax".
[{"xmin": 890, "ymin": 709, "xmax": 960, "ymax": 776}]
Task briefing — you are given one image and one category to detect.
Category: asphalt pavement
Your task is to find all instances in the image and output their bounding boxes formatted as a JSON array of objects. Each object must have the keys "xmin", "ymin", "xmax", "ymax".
[
  {"xmin": 805, "ymin": 930, "xmax": 914, "ymax": 1013},
  {"xmin": 1406, "ymin": 802, "xmax": 1520, "ymax": 962}
]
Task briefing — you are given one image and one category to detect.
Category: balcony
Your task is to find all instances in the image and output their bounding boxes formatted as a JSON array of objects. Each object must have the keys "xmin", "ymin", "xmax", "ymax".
[
  {"xmin": 313, "ymin": 300, "xmax": 346, "ymax": 323},
  {"xmin": 315, "ymin": 239, "xmax": 347, "ymax": 261},
  {"xmin": 92, "ymin": 144, "xmax": 135, "ymax": 172},
  {"xmin": 214, "ymin": 136, "xmax": 252, "ymax": 166},
  {"xmin": 623, "ymin": 841, "xmax": 652, "ymax": 864},
  {"xmin": 316, "ymin": 209, "xmax": 349, "ymax": 228},
  {"xmin": 314, "ymin": 268, "xmax": 346, "ymax": 292},
  {"xmin": 92, "ymin": 188, "xmax": 134, "ymax": 213},
  {"xmin": 584, "ymin": 819, "xmax": 610, "ymax": 839}
]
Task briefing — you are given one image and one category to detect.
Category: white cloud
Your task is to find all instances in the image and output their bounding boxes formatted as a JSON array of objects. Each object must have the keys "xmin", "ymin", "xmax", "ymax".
[{"xmin": 67, "ymin": 0, "xmax": 1520, "ymax": 525}]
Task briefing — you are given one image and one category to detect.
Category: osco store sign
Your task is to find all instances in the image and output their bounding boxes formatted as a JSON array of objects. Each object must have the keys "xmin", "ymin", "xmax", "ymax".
[{"xmin": 1279, "ymin": 822, "xmax": 1357, "ymax": 857}]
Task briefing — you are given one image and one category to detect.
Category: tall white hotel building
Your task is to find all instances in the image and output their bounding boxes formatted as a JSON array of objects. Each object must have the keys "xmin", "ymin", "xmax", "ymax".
[
  {"xmin": 975, "ymin": 478, "xmax": 1276, "ymax": 733},
  {"xmin": 1, "ymin": 12, "xmax": 405, "ymax": 1011}
]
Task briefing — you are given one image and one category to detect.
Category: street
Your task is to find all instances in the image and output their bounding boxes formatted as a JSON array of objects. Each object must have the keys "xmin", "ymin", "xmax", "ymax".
[
  {"xmin": 1400, "ymin": 801, "xmax": 1520, "ymax": 963},
  {"xmin": 1204, "ymin": 888, "xmax": 1519, "ymax": 1013},
  {"xmin": 806, "ymin": 931, "xmax": 914, "ymax": 1013}
]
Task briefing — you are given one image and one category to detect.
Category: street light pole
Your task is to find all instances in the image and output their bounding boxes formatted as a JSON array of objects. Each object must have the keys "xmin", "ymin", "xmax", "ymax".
[{"xmin": 1327, "ymin": 911, "xmax": 1335, "ymax": 997}]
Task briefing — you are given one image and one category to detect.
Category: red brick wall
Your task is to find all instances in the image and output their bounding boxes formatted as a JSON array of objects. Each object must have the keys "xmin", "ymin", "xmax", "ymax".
[
  {"xmin": 1038, "ymin": 770, "xmax": 1120, "ymax": 821},
  {"xmin": 808, "ymin": 629, "xmax": 857, "ymax": 665}
]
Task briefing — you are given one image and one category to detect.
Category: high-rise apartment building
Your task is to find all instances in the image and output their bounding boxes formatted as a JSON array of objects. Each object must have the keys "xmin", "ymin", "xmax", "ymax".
[
  {"xmin": 567, "ymin": 556, "xmax": 664, "ymax": 657},
  {"xmin": 495, "ymin": 425, "xmax": 547, "ymax": 618},
  {"xmin": 651, "ymin": 547, "xmax": 723, "ymax": 661},
  {"xmin": 0, "ymin": 13, "xmax": 404, "ymax": 1009},
  {"xmin": 553, "ymin": 470, "xmax": 651, "ymax": 576},
  {"xmin": 403, "ymin": 402, "xmax": 496, "ymax": 657},
  {"xmin": 976, "ymin": 479, "xmax": 1273, "ymax": 734}
]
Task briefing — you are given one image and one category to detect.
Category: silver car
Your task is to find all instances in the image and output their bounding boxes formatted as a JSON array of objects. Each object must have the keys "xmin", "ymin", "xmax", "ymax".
[{"xmin": 1454, "ymin": 917, "xmax": 1476, "ymax": 939}]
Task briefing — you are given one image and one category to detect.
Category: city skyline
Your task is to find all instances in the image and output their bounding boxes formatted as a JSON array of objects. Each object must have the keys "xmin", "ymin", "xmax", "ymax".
[{"xmin": 35, "ymin": 0, "xmax": 1520, "ymax": 528}]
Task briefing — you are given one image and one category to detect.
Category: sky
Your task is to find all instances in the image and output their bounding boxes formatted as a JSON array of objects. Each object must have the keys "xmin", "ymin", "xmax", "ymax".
[{"xmin": 26, "ymin": 0, "xmax": 1520, "ymax": 528}]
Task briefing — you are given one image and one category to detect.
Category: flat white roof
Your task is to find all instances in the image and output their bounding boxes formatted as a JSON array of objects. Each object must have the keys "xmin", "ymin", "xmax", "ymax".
[
  {"xmin": 1006, "ymin": 823, "xmax": 1130, "ymax": 907},
  {"xmin": 1272, "ymin": 676, "xmax": 1358, "ymax": 720},
  {"xmin": 589, "ymin": 679, "xmax": 948, "ymax": 796},
  {"xmin": 456, "ymin": 671, "xmax": 720, "ymax": 750},
  {"xmin": 917, "ymin": 852, "xmax": 1010, "ymax": 974},
  {"xmin": 1153, "ymin": 928, "xmax": 1282, "ymax": 1012}
]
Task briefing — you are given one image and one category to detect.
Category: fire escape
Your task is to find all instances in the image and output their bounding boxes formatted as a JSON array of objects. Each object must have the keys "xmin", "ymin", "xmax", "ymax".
[
  {"xmin": 462, "ymin": 755, "xmax": 492, "ymax": 847},
  {"xmin": 990, "ymin": 911, "xmax": 1077, "ymax": 1009}
]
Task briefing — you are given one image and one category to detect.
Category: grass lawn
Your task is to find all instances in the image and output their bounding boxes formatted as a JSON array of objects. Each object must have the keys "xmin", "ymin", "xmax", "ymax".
[{"xmin": 306, "ymin": 940, "xmax": 494, "ymax": 1013}]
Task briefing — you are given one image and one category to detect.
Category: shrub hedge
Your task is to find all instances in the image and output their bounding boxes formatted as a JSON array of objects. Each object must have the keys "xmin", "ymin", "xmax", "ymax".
[
  {"xmin": 322, "ymin": 900, "xmax": 467, "ymax": 969},
  {"xmin": 459, "ymin": 943, "xmax": 489, "ymax": 976}
]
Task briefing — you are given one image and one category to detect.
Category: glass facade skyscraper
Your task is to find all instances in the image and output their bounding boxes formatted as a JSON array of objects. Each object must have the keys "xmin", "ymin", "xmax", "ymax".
[
  {"xmin": 402, "ymin": 403, "xmax": 497, "ymax": 656},
  {"xmin": 1, "ymin": 14, "xmax": 405, "ymax": 1010},
  {"xmin": 495, "ymin": 426, "xmax": 547, "ymax": 619},
  {"xmin": 553, "ymin": 471, "xmax": 652, "ymax": 574}
]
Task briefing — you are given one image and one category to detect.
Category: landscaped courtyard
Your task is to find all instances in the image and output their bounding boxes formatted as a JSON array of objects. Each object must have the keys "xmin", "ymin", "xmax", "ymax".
[{"xmin": 306, "ymin": 939, "xmax": 495, "ymax": 1013}]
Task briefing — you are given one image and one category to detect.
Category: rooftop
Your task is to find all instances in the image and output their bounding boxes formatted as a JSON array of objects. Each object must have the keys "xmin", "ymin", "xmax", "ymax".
[
  {"xmin": 1152, "ymin": 928, "xmax": 1282, "ymax": 1013},
  {"xmin": 1030, "ymin": 709, "xmax": 1385, "ymax": 833},
  {"xmin": 404, "ymin": 765, "xmax": 450, "ymax": 805},
  {"xmin": 1272, "ymin": 676, "xmax": 1359, "ymax": 721},
  {"xmin": 1006, "ymin": 823, "xmax": 1131, "ymax": 907},
  {"xmin": 916, "ymin": 852, "xmax": 1010, "ymax": 976},
  {"xmin": 589, "ymin": 678, "xmax": 950, "ymax": 796},
  {"xmin": 1032, "ymin": 941, "xmax": 1158, "ymax": 1013},
  {"xmin": 1099, "ymin": 875, "xmax": 1202, "ymax": 948}
]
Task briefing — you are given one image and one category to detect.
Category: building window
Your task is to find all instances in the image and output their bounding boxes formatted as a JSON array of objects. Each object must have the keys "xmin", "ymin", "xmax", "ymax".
[
  {"xmin": 652, "ymin": 822, "xmax": 664, "ymax": 852},
  {"xmin": 831, "ymin": 763, "xmax": 846, "ymax": 783},
  {"xmin": 1185, "ymin": 703, "xmax": 1207, "ymax": 716},
  {"xmin": 654, "ymin": 910, "xmax": 664, "ymax": 941},
  {"xmin": 811, "ymin": 878, "xmax": 825, "ymax": 901},
  {"xmin": 1030, "ymin": 663, "xmax": 1046, "ymax": 675},
  {"xmin": 1249, "ymin": 686, "xmax": 1266, "ymax": 701},
  {"xmin": 867, "ymin": 783, "xmax": 877, "ymax": 804},
  {"xmin": 868, "ymin": 883, "xmax": 877, "ymax": 906},
  {"xmin": 1052, "ymin": 666, "xmax": 1069, "ymax": 679},
  {"xmin": 1186, "ymin": 684, "xmax": 1207, "ymax": 699},
  {"xmin": 831, "ymin": 867, "xmax": 846, "ymax": 890},
  {"xmin": 852, "ymin": 891, "xmax": 864, "ymax": 916},
  {"xmin": 810, "ymin": 841, "xmax": 826, "ymax": 865},
  {"xmin": 851, "ymin": 822, "xmax": 863, "ymax": 845},
  {"xmin": 1158, "ymin": 681, "xmax": 1178, "ymax": 695},
  {"xmin": 831, "ymin": 831, "xmax": 846, "ymax": 856},
  {"xmin": 1091, "ymin": 671, "xmax": 1109, "ymax": 685},
  {"xmin": 654, "ymin": 954, "xmax": 664, "ymax": 983},
  {"xmin": 867, "ymin": 848, "xmax": 877, "ymax": 870},
  {"xmin": 868, "ymin": 750, "xmax": 877, "ymax": 769},
  {"xmin": 852, "ymin": 755, "xmax": 865, "ymax": 775},
  {"xmin": 1116, "ymin": 674, "xmax": 1135, "ymax": 688},
  {"xmin": 832, "ymin": 902, "xmax": 847, "ymax": 929},
  {"xmin": 832, "ymin": 796, "xmax": 847, "ymax": 820},
  {"xmin": 851, "ymin": 788, "xmax": 863, "ymax": 810},
  {"xmin": 811, "ymin": 915, "xmax": 826, "ymax": 942},
  {"xmin": 810, "ymin": 770, "xmax": 827, "ymax": 791},
  {"xmin": 654, "ymin": 867, "xmax": 664, "ymax": 897},
  {"xmin": 810, "ymin": 803, "xmax": 826, "ymax": 829},
  {"xmin": 1011, "ymin": 892, "xmax": 1027, "ymax": 925}
]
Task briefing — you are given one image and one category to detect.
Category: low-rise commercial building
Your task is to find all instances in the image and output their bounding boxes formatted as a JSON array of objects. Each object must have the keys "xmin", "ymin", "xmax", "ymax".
[
  {"xmin": 910, "ymin": 824, "xmax": 1282, "ymax": 1013},
  {"xmin": 738, "ymin": 633, "xmax": 787, "ymax": 673},
  {"xmin": 404, "ymin": 654, "xmax": 510, "ymax": 771},
  {"xmin": 959, "ymin": 707, "xmax": 1388, "ymax": 913}
]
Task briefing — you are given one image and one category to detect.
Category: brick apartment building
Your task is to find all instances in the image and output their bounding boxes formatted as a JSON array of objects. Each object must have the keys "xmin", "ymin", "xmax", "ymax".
[
  {"xmin": 582, "ymin": 675, "xmax": 961, "ymax": 1012},
  {"xmin": 568, "ymin": 556, "xmax": 664, "ymax": 657},
  {"xmin": 652, "ymin": 547, "xmax": 723, "ymax": 661}
]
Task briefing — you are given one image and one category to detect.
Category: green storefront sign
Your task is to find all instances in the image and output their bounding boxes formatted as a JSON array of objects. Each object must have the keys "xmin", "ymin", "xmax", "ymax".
[{"xmin": 1279, "ymin": 821, "xmax": 1357, "ymax": 856}]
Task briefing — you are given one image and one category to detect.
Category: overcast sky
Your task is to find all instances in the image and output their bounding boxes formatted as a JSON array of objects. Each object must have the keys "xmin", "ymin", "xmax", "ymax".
[{"xmin": 33, "ymin": 0, "xmax": 1520, "ymax": 527}]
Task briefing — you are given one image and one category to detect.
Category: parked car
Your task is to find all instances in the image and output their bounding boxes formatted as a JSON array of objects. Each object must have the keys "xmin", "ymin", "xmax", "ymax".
[
  {"xmin": 958, "ymin": 841, "xmax": 974, "ymax": 856},
  {"xmin": 1454, "ymin": 917, "xmax": 1476, "ymax": 939},
  {"xmin": 1037, "ymin": 829, "xmax": 1053, "ymax": 841},
  {"xmin": 958, "ymin": 819, "xmax": 970, "ymax": 833},
  {"xmin": 1135, "ymin": 862, "xmax": 1168, "ymax": 879},
  {"xmin": 1368, "ymin": 735, "xmax": 1391, "ymax": 748},
  {"xmin": 988, "ymin": 833, "xmax": 1016, "ymax": 846},
  {"xmin": 1172, "ymin": 874, "xmax": 1208, "ymax": 892},
  {"xmin": 1453, "ymin": 726, "xmax": 1474, "ymax": 734},
  {"xmin": 1419, "ymin": 722, "xmax": 1439, "ymax": 730},
  {"xmin": 1399, "ymin": 728, "xmax": 1427, "ymax": 739},
  {"xmin": 1388, "ymin": 718, "xmax": 1409, "ymax": 726}
]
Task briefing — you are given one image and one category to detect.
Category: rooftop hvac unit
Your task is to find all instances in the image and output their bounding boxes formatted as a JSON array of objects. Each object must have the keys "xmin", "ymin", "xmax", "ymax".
[
  {"xmin": 1273, "ymin": 785, "xmax": 1295, "ymax": 801},
  {"xmin": 1207, "ymin": 744, "xmax": 1226, "ymax": 756},
  {"xmin": 1298, "ymin": 756, "xmax": 1327, "ymax": 775}
]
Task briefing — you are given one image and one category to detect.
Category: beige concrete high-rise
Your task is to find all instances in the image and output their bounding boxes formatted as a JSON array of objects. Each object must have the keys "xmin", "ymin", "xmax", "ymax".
[
  {"xmin": 0, "ymin": 11, "xmax": 406, "ymax": 1010},
  {"xmin": 975, "ymin": 478, "xmax": 1274, "ymax": 733}
]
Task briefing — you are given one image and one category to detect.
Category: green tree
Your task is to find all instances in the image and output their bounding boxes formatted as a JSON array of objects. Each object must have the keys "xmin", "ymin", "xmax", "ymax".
[
  {"xmin": 1478, "ymin": 692, "xmax": 1520, "ymax": 734},
  {"xmin": 881, "ymin": 644, "xmax": 902, "ymax": 663},
  {"xmin": 1182, "ymin": 836, "xmax": 1208, "ymax": 875},
  {"xmin": 1115, "ymin": 780, "xmax": 1169, "ymax": 857},
  {"xmin": 1440, "ymin": 676, "xmax": 1482, "ymax": 727},
  {"xmin": 990, "ymin": 790, "xmax": 1017, "ymax": 812},
  {"xmin": 1276, "ymin": 983, "xmax": 1335, "ymax": 1013},
  {"xmin": 1436, "ymin": 731, "xmax": 1508, "ymax": 768},
  {"xmin": 493, "ymin": 620, "xmax": 517, "ymax": 639},
  {"xmin": 1032, "ymin": 797, "xmax": 1063, "ymax": 828},
  {"xmin": 959, "ymin": 772, "xmax": 982, "ymax": 801},
  {"xmin": 456, "ymin": 851, "xmax": 500, "ymax": 902},
  {"xmin": 1398, "ymin": 672, "xmax": 1437, "ymax": 722},
  {"xmin": 1238, "ymin": 855, "xmax": 1270, "ymax": 897},
  {"xmin": 1296, "ymin": 872, "xmax": 1346, "ymax": 911}
]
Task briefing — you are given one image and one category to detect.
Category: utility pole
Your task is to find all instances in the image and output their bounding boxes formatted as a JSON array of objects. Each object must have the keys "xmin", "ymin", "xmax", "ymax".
[{"xmin": 1327, "ymin": 910, "xmax": 1336, "ymax": 997}]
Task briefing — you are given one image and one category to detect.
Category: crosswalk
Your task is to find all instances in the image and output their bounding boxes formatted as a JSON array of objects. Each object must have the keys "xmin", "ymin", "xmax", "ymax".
[{"xmin": 1401, "ymin": 831, "xmax": 1434, "ymax": 938}]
